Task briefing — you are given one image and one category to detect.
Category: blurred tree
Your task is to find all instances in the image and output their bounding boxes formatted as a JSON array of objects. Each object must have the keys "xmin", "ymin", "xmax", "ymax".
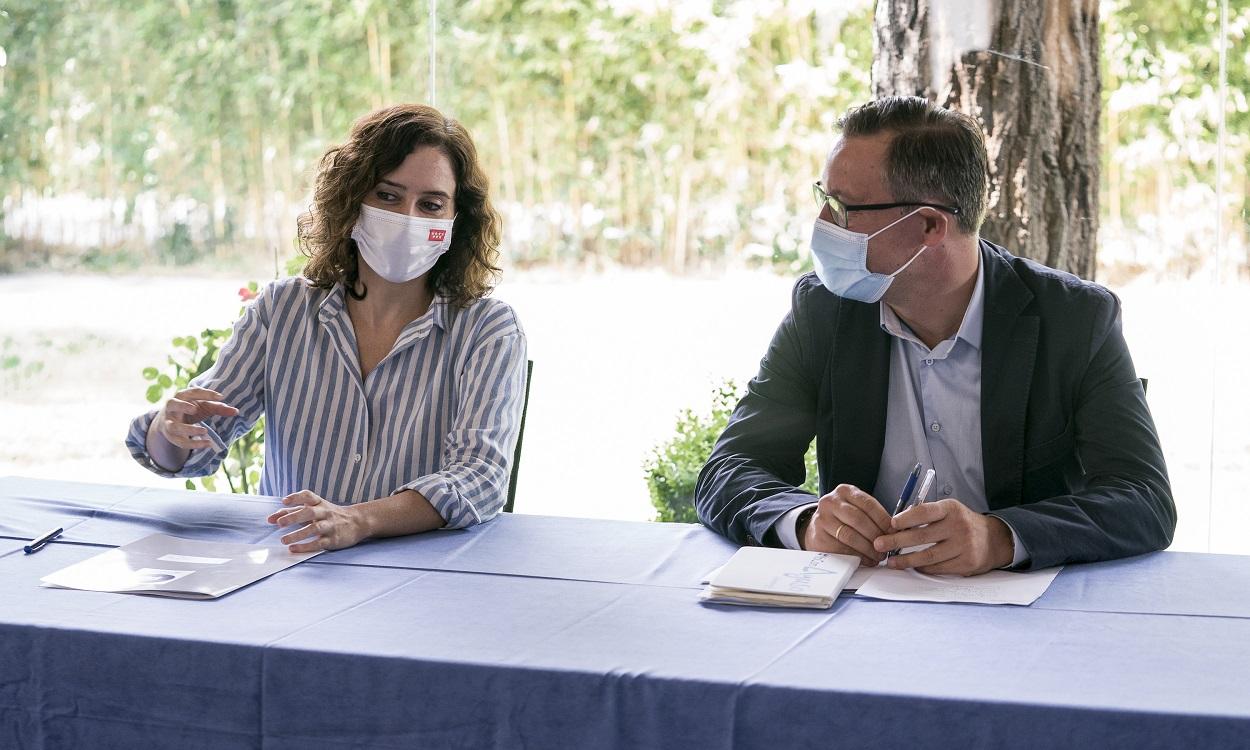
[
  {"xmin": 873, "ymin": 0, "xmax": 1103, "ymax": 279},
  {"xmin": 1099, "ymin": 0, "xmax": 1248, "ymax": 278}
]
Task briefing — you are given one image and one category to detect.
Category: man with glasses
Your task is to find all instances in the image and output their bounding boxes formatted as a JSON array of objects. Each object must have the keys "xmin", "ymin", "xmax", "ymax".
[{"xmin": 695, "ymin": 97, "xmax": 1175, "ymax": 574}]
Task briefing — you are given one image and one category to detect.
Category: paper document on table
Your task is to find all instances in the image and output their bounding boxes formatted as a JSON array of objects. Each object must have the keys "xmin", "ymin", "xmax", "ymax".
[
  {"xmin": 40, "ymin": 533, "xmax": 321, "ymax": 599},
  {"xmin": 854, "ymin": 566, "xmax": 1062, "ymax": 606},
  {"xmin": 845, "ymin": 566, "xmax": 877, "ymax": 591}
]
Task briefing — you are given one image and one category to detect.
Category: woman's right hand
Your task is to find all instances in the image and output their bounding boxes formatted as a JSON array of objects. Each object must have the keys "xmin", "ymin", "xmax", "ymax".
[{"xmin": 152, "ymin": 387, "xmax": 240, "ymax": 450}]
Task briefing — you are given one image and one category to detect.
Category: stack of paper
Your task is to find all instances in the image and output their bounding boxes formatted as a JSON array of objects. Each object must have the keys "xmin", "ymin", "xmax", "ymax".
[
  {"xmin": 40, "ymin": 533, "xmax": 321, "ymax": 599},
  {"xmin": 701, "ymin": 547, "xmax": 861, "ymax": 609}
]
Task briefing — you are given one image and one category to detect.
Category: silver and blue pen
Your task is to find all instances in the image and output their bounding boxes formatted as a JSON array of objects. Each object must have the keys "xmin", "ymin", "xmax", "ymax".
[{"xmin": 886, "ymin": 467, "xmax": 935, "ymax": 561}]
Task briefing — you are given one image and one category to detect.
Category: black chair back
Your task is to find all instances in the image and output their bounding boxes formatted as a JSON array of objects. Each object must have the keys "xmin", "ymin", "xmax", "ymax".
[{"xmin": 504, "ymin": 359, "xmax": 533, "ymax": 513}]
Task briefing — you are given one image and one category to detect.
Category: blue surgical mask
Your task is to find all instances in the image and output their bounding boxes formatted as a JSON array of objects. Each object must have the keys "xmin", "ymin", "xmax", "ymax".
[{"xmin": 810, "ymin": 208, "xmax": 927, "ymax": 303}]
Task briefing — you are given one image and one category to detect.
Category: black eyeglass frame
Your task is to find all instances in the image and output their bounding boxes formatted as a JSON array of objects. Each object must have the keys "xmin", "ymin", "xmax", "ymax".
[{"xmin": 812, "ymin": 182, "xmax": 961, "ymax": 227}]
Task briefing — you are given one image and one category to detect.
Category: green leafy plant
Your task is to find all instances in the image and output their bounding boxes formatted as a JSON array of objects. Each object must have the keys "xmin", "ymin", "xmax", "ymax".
[
  {"xmin": 643, "ymin": 381, "xmax": 819, "ymax": 523},
  {"xmin": 141, "ymin": 281, "xmax": 265, "ymax": 494},
  {"xmin": 0, "ymin": 336, "xmax": 45, "ymax": 391}
]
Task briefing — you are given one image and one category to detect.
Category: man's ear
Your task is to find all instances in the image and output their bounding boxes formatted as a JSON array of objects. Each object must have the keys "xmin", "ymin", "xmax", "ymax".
[{"xmin": 920, "ymin": 208, "xmax": 950, "ymax": 247}]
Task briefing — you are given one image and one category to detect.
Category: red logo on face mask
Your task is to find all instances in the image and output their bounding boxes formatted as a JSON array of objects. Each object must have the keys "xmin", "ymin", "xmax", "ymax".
[{"xmin": 428, "ymin": 229, "xmax": 447, "ymax": 242}]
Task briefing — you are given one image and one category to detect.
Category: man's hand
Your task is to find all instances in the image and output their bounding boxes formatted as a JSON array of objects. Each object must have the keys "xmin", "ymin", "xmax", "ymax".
[
  {"xmin": 800, "ymin": 484, "xmax": 892, "ymax": 567},
  {"xmin": 267, "ymin": 490, "xmax": 369, "ymax": 553},
  {"xmin": 872, "ymin": 498, "xmax": 1014, "ymax": 576}
]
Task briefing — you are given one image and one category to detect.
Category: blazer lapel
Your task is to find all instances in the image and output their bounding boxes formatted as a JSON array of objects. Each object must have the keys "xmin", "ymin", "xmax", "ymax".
[
  {"xmin": 828, "ymin": 296, "xmax": 891, "ymax": 493},
  {"xmin": 979, "ymin": 243, "xmax": 1039, "ymax": 510}
]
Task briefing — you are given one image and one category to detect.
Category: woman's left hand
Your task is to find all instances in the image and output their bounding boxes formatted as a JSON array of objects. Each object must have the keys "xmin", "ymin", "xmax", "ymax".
[{"xmin": 267, "ymin": 490, "xmax": 369, "ymax": 553}]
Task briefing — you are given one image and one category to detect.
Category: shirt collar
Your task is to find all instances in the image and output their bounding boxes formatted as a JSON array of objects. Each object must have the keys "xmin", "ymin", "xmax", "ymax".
[
  {"xmin": 420, "ymin": 296, "xmax": 449, "ymax": 334},
  {"xmin": 318, "ymin": 282, "xmax": 450, "ymax": 334},
  {"xmin": 879, "ymin": 253, "xmax": 985, "ymax": 352},
  {"xmin": 317, "ymin": 282, "xmax": 347, "ymax": 325}
]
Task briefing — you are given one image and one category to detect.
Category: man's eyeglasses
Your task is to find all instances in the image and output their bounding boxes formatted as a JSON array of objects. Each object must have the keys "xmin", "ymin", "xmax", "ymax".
[{"xmin": 812, "ymin": 182, "xmax": 960, "ymax": 228}]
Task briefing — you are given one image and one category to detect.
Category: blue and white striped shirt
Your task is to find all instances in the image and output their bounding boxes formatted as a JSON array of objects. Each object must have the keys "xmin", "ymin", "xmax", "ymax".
[{"xmin": 126, "ymin": 277, "xmax": 527, "ymax": 529}]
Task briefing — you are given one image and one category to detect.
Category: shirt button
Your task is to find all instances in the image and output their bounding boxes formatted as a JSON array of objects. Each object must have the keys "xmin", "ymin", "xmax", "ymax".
[
  {"xmin": 930, "ymin": 422, "xmax": 941, "ymax": 432},
  {"xmin": 353, "ymin": 453, "xmax": 362, "ymax": 462},
  {"xmin": 924, "ymin": 358, "xmax": 934, "ymax": 366},
  {"xmin": 943, "ymin": 485, "xmax": 954, "ymax": 496}
]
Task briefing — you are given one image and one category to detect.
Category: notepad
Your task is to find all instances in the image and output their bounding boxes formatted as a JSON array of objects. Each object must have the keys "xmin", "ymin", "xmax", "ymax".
[
  {"xmin": 40, "ymin": 533, "xmax": 321, "ymax": 599},
  {"xmin": 700, "ymin": 547, "xmax": 860, "ymax": 609}
]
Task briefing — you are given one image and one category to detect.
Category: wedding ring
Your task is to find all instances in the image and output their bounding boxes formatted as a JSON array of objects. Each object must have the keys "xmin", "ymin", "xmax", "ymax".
[{"xmin": 834, "ymin": 524, "xmax": 845, "ymax": 543}]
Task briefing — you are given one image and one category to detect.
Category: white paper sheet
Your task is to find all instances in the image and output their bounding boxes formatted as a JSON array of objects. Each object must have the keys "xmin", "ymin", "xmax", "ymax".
[
  {"xmin": 703, "ymin": 560, "xmax": 1061, "ymax": 605},
  {"xmin": 854, "ymin": 566, "xmax": 1063, "ymax": 606},
  {"xmin": 702, "ymin": 562, "xmax": 879, "ymax": 591},
  {"xmin": 845, "ymin": 566, "xmax": 877, "ymax": 591},
  {"xmin": 41, "ymin": 533, "xmax": 321, "ymax": 599}
]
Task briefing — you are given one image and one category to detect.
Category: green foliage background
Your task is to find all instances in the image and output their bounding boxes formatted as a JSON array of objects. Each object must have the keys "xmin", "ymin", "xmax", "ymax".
[
  {"xmin": 1, "ymin": 1, "xmax": 1245, "ymax": 277},
  {"xmin": 0, "ymin": 1, "xmax": 876, "ymax": 272},
  {"xmin": 644, "ymin": 381, "xmax": 819, "ymax": 524},
  {"xmin": 1100, "ymin": 0, "xmax": 1250, "ymax": 275}
]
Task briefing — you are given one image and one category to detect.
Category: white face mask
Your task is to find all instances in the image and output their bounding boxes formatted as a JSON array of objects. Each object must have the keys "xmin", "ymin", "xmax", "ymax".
[
  {"xmin": 351, "ymin": 204, "xmax": 456, "ymax": 284},
  {"xmin": 809, "ymin": 207, "xmax": 927, "ymax": 303}
]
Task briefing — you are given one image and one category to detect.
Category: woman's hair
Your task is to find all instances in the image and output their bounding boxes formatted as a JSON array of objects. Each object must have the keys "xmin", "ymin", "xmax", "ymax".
[{"xmin": 299, "ymin": 104, "xmax": 501, "ymax": 305}]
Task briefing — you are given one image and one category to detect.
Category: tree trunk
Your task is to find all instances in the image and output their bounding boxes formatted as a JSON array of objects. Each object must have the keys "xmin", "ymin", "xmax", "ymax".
[
  {"xmin": 309, "ymin": 46, "xmax": 324, "ymax": 140},
  {"xmin": 561, "ymin": 60, "xmax": 582, "ymax": 265},
  {"xmin": 671, "ymin": 154, "xmax": 692, "ymax": 273},
  {"xmin": 493, "ymin": 98, "xmax": 518, "ymax": 208},
  {"xmin": 366, "ymin": 18, "xmax": 384, "ymax": 110},
  {"xmin": 378, "ymin": 7, "xmax": 393, "ymax": 103},
  {"xmin": 211, "ymin": 136, "xmax": 227, "ymax": 240},
  {"xmin": 872, "ymin": 0, "xmax": 1101, "ymax": 280}
]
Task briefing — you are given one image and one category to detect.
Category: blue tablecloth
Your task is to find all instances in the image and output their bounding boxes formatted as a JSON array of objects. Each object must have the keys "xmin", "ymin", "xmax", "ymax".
[
  {"xmin": 0, "ymin": 476, "xmax": 738, "ymax": 589},
  {"xmin": 2, "ymin": 476, "xmax": 1249, "ymax": 748}
]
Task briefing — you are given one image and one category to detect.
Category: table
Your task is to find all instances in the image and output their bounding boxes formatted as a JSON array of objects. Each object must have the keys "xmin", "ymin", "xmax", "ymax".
[{"xmin": 2, "ymin": 476, "xmax": 1249, "ymax": 748}]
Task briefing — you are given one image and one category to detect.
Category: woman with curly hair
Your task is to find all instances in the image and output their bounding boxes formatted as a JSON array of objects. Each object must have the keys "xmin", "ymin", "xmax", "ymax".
[{"xmin": 126, "ymin": 104, "xmax": 527, "ymax": 552}]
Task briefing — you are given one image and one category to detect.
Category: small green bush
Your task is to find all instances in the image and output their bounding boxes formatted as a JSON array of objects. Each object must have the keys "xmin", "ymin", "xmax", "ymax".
[
  {"xmin": 142, "ymin": 281, "xmax": 265, "ymax": 494},
  {"xmin": 643, "ymin": 381, "xmax": 819, "ymax": 523}
]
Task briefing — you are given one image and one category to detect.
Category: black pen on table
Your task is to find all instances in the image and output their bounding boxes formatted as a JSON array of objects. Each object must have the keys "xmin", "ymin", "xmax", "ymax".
[{"xmin": 24, "ymin": 527, "xmax": 63, "ymax": 554}]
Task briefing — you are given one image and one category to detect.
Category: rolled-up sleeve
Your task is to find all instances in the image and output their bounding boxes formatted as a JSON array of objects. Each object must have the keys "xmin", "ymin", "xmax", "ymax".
[
  {"xmin": 124, "ymin": 292, "xmax": 270, "ymax": 479},
  {"xmin": 394, "ymin": 325, "xmax": 527, "ymax": 529}
]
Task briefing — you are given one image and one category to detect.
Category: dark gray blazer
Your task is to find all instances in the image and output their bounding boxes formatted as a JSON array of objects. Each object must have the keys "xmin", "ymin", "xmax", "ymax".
[{"xmin": 695, "ymin": 240, "xmax": 1176, "ymax": 570}]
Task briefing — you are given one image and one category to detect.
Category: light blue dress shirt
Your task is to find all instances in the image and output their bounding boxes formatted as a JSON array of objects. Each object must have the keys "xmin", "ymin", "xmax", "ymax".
[{"xmin": 778, "ymin": 258, "xmax": 1027, "ymax": 566}]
